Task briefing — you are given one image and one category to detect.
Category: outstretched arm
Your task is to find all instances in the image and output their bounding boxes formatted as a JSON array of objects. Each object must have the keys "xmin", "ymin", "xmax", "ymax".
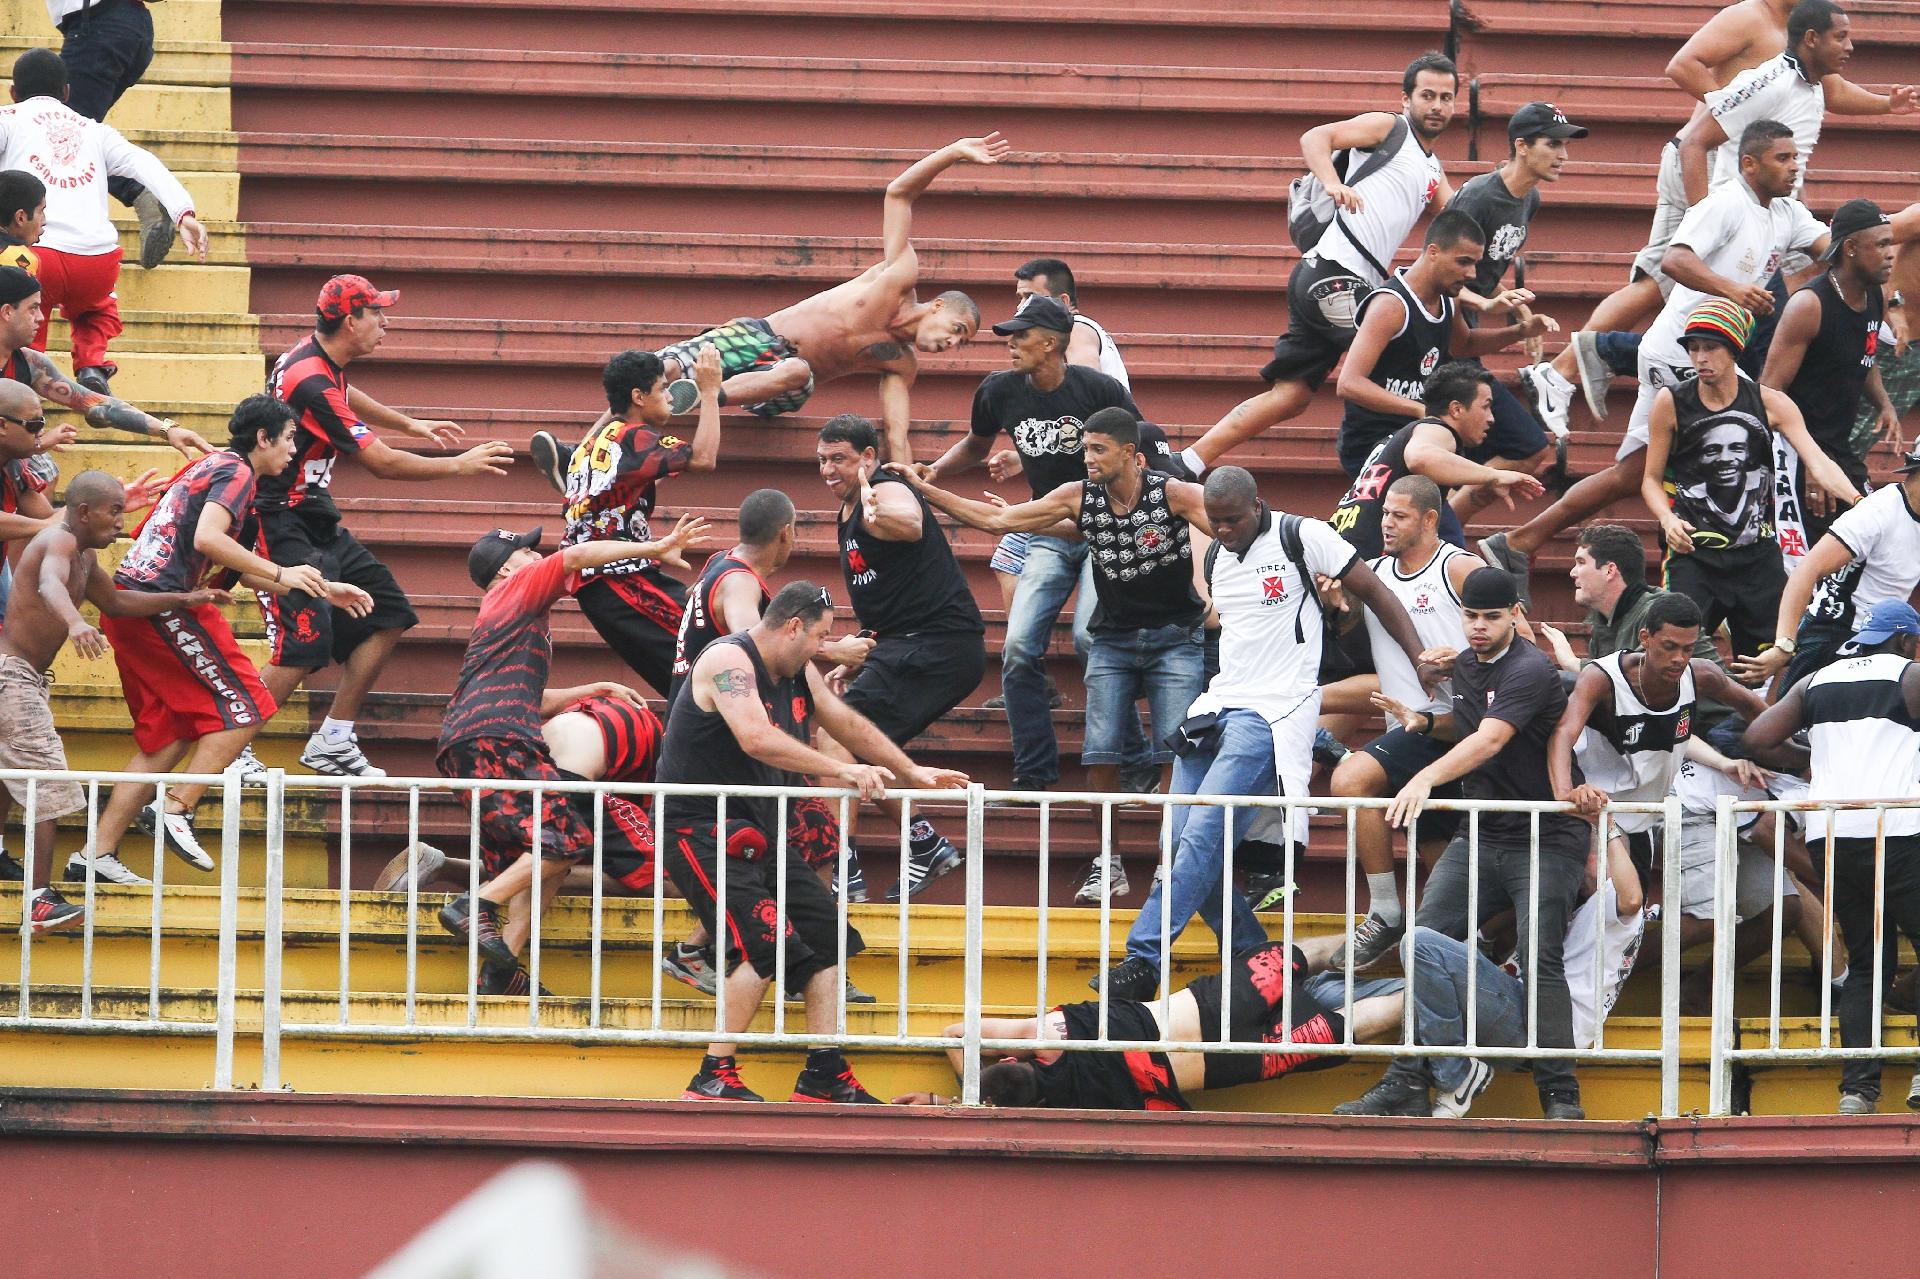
[
  {"xmin": 893, "ymin": 466, "xmax": 1081, "ymax": 535},
  {"xmin": 22, "ymin": 348, "xmax": 209, "ymax": 457},
  {"xmin": 806, "ymin": 664, "xmax": 968, "ymax": 791},
  {"xmin": 1822, "ymin": 77, "xmax": 1920, "ymax": 117},
  {"xmin": 881, "ymin": 134, "xmax": 1011, "ymax": 268},
  {"xmin": 1761, "ymin": 386, "xmax": 1860, "ymax": 508}
]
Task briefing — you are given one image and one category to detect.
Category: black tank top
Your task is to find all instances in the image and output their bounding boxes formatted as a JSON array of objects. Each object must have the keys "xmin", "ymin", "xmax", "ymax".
[
  {"xmin": 1785, "ymin": 272, "xmax": 1884, "ymax": 460},
  {"xmin": 670, "ymin": 549, "xmax": 768, "ymax": 705},
  {"xmin": 657, "ymin": 633, "xmax": 813, "ymax": 832},
  {"xmin": 1079, "ymin": 469, "xmax": 1203, "ymax": 633},
  {"xmin": 4, "ymin": 346, "xmax": 29, "ymax": 386},
  {"xmin": 1338, "ymin": 270, "xmax": 1454, "ymax": 456},
  {"xmin": 1329, "ymin": 417, "xmax": 1460, "ymax": 558},
  {"xmin": 1667, "ymin": 373, "xmax": 1774, "ymax": 552},
  {"xmin": 838, "ymin": 471, "xmax": 984, "ymax": 638},
  {"xmin": 1034, "ymin": 1000, "xmax": 1188, "ymax": 1111}
]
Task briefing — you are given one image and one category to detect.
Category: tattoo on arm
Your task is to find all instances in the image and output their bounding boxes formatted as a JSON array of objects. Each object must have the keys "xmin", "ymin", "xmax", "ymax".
[
  {"xmin": 862, "ymin": 340, "xmax": 907, "ymax": 363},
  {"xmin": 712, "ymin": 667, "xmax": 756, "ymax": 698},
  {"xmin": 26, "ymin": 350, "xmax": 153, "ymax": 435}
]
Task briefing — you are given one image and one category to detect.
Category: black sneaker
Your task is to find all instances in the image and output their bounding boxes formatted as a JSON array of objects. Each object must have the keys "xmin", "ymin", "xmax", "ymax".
[
  {"xmin": 438, "ymin": 893, "xmax": 518, "ymax": 969},
  {"xmin": 682, "ymin": 1055, "xmax": 762, "ymax": 1102},
  {"xmin": 833, "ymin": 849, "xmax": 869, "ymax": 904},
  {"xmin": 1091, "ymin": 955, "xmax": 1158, "ymax": 1002},
  {"xmin": 791, "ymin": 1064, "xmax": 882, "ymax": 1104},
  {"xmin": 984, "ymin": 682, "xmax": 1063, "ymax": 711},
  {"xmin": 665, "ymin": 378, "xmax": 702, "ymax": 416},
  {"xmin": 1333, "ymin": 1074, "xmax": 1431, "ymax": 1116},
  {"xmin": 1330, "ymin": 913, "xmax": 1406, "ymax": 973},
  {"xmin": 478, "ymin": 962, "xmax": 551, "ymax": 996},
  {"xmin": 29, "ymin": 886, "xmax": 85, "ymax": 933},
  {"xmin": 0, "ymin": 851, "xmax": 22, "ymax": 882},
  {"xmin": 1540, "ymin": 1091, "xmax": 1586, "ymax": 1120},
  {"xmin": 1248, "ymin": 872, "xmax": 1294, "ymax": 913},
  {"xmin": 74, "ymin": 365, "xmax": 113, "ymax": 396},
  {"xmin": 1312, "ymin": 727, "xmax": 1350, "ymax": 769},
  {"xmin": 884, "ymin": 836, "xmax": 962, "ymax": 903},
  {"xmin": 1119, "ymin": 763, "xmax": 1162, "ymax": 795},
  {"xmin": 528, "ymin": 430, "xmax": 571, "ymax": 496}
]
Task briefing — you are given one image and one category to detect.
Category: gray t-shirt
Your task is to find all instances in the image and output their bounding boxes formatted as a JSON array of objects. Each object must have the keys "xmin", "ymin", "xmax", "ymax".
[{"xmin": 1446, "ymin": 168, "xmax": 1542, "ymax": 303}]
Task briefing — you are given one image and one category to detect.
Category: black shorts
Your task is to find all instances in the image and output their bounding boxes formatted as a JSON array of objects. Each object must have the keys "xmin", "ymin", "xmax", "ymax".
[
  {"xmin": 1187, "ymin": 943, "xmax": 1349, "ymax": 1089},
  {"xmin": 1360, "ymin": 724, "xmax": 1466, "ymax": 834},
  {"xmin": 575, "ymin": 570, "xmax": 690, "ymax": 697},
  {"xmin": 1663, "ymin": 540, "xmax": 1784, "ymax": 660},
  {"xmin": 599, "ymin": 792, "xmax": 845, "ymax": 888},
  {"xmin": 842, "ymin": 631, "xmax": 985, "ymax": 746},
  {"xmin": 258, "ymin": 512, "xmax": 418, "ymax": 670},
  {"xmin": 1260, "ymin": 255, "xmax": 1367, "ymax": 389},
  {"xmin": 666, "ymin": 819, "xmax": 865, "ymax": 992}
]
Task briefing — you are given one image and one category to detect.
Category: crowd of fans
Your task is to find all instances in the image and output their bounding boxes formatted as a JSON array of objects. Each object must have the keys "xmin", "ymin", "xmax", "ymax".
[{"xmin": 2, "ymin": 0, "xmax": 1920, "ymax": 1115}]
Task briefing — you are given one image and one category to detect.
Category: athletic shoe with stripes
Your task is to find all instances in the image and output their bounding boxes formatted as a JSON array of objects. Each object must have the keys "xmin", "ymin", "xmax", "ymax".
[
  {"xmin": 438, "ymin": 893, "xmax": 518, "ymax": 969},
  {"xmin": 682, "ymin": 1055, "xmax": 762, "ymax": 1101},
  {"xmin": 1432, "ymin": 1059, "xmax": 1494, "ymax": 1118},
  {"xmin": 301, "ymin": 732, "xmax": 387, "ymax": 778},
  {"xmin": 64, "ymin": 849, "xmax": 151, "ymax": 887},
  {"xmin": 29, "ymin": 887, "xmax": 84, "ymax": 933},
  {"xmin": 791, "ymin": 1065, "xmax": 881, "ymax": 1103},
  {"xmin": 133, "ymin": 801, "xmax": 213, "ymax": 871},
  {"xmin": 883, "ymin": 837, "xmax": 962, "ymax": 903},
  {"xmin": 374, "ymin": 842, "xmax": 449, "ymax": 892}
]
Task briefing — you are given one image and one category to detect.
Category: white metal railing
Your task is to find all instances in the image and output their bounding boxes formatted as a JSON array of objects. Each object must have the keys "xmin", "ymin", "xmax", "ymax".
[{"xmin": 4, "ymin": 763, "xmax": 1913, "ymax": 1115}]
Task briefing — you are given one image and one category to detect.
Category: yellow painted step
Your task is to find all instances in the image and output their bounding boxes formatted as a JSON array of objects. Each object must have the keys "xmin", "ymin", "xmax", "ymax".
[
  {"xmin": 123, "ymin": 130, "xmax": 238, "ymax": 174},
  {"xmin": 108, "ymin": 171, "xmax": 240, "ymax": 223},
  {"xmin": 107, "ymin": 82, "xmax": 230, "ymax": 134},
  {"xmin": 111, "ymin": 220, "xmax": 246, "ymax": 266},
  {"xmin": 49, "ymin": 350, "xmax": 263, "ymax": 404},
  {"xmin": 112, "ymin": 264, "xmax": 251, "ymax": 315},
  {"xmin": 42, "ymin": 306, "xmax": 256, "ymax": 355},
  {"xmin": 0, "ymin": 38, "xmax": 231, "ymax": 87}
]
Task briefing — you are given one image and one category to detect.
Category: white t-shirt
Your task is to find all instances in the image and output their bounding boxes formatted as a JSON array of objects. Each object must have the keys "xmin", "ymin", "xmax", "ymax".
[
  {"xmin": 0, "ymin": 97, "xmax": 194, "ymax": 256},
  {"xmin": 1707, "ymin": 53, "xmax": 1824, "ymax": 198},
  {"xmin": 1807, "ymin": 483, "xmax": 1920, "ymax": 634},
  {"xmin": 1072, "ymin": 314, "xmax": 1131, "ymax": 390},
  {"xmin": 1564, "ymin": 883, "xmax": 1647, "ymax": 1050},
  {"xmin": 1640, "ymin": 179, "xmax": 1826, "ymax": 370},
  {"xmin": 1316, "ymin": 114, "xmax": 1445, "ymax": 288},
  {"xmin": 1364, "ymin": 543, "xmax": 1473, "ymax": 715}
]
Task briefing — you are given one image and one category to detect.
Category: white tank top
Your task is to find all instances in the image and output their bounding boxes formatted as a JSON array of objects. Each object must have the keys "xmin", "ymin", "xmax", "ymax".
[
  {"xmin": 1804, "ymin": 652, "xmax": 1920, "ymax": 839},
  {"xmin": 1575, "ymin": 651, "xmax": 1695, "ymax": 834},
  {"xmin": 1365, "ymin": 542, "xmax": 1473, "ymax": 714},
  {"xmin": 1315, "ymin": 115, "xmax": 1444, "ymax": 287},
  {"xmin": 1073, "ymin": 313, "xmax": 1131, "ymax": 390}
]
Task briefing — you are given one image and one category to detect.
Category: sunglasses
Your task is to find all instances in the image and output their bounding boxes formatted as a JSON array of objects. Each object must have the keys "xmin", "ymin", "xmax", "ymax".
[{"xmin": 0, "ymin": 412, "xmax": 46, "ymax": 433}]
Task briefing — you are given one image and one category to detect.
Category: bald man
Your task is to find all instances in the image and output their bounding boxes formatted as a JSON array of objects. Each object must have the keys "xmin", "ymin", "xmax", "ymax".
[{"xmin": 0, "ymin": 470, "xmax": 225, "ymax": 930}]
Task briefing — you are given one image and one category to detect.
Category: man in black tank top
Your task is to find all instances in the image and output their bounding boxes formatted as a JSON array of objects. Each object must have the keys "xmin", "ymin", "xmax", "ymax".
[
  {"xmin": 1335, "ymin": 212, "xmax": 1551, "ymax": 478},
  {"xmin": 818, "ymin": 414, "xmax": 985, "ymax": 904},
  {"xmin": 1641, "ymin": 299, "xmax": 1859, "ymax": 657},
  {"xmin": 661, "ymin": 581, "xmax": 967, "ymax": 1104},
  {"xmin": 898, "ymin": 407, "xmax": 1213, "ymax": 900},
  {"xmin": 1762, "ymin": 199, "xmax": 1899, "ymax": 543}
]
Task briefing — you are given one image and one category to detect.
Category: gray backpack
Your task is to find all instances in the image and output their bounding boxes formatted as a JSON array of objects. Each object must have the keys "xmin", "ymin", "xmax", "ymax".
[{"xmin": 1286, "ymin": 113, "xmax": 1409, "ymax": 278}]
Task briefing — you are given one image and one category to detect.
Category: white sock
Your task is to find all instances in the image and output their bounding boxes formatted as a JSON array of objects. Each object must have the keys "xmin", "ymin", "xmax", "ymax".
[
  {"xmin": 1831, "ymin": 965, "xmax": 1849, "ymax": 988},
  {"xmin": 320, "ymin": 717, "xmax": 355, "ymax": 745},
  {"xmin": 1180, "ymin": 446, "xmax": 1207, "ymax": 477},
  {"xmin": 1540, "ymin": 363, "xmax": 1576, "ymax": 394},
  {"xmin": 1366, "ymin": 873, "xmax": 1403, "ymax": 926}
]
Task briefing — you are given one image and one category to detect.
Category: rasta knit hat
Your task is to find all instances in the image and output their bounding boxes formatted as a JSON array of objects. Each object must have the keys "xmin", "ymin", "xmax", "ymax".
[{"xmin": 1682, "ymin": 298, "xmax": 1755, "ymax": 353}]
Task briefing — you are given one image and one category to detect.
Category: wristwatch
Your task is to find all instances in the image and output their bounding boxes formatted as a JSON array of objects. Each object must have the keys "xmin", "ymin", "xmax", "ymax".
[{"xmin": 1774, "ymin": 635, "xmax": 1798, "ymax": 656}]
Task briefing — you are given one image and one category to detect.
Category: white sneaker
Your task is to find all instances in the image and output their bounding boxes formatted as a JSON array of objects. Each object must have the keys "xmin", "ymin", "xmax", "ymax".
[
  {"xmin": 1838, "ymin": 1091, "xmax": 1877, "ymax": 1116},
  {"xmin": 133, "ymin": 800, "xmax": 214, "ymax": 871},
  {"xmin": 1907, "ymin": 1069, "xmax": 1920, "ymax": 1111},
  {"xmin": 1432, "ymin": 1058, "xmax": 1494, "ymax": 1118},
  {"xmin": 232, "ymin": 745, "xmax": 270, "ymax": 785},
  {"xmin": 301, "ymin": 731, "xmax": 388, "ymax": 778},
  {"xmin": 1518, "ymin": 362, "xmax": 1573, "ymax": 438},
  {"xmin": 373, "ymin": 841, "xmax": 448, "ymax": 892},
  {"xmin": 63, "ymin": 848, "xmax": 152, "ymax": 887},
  {"xmin": 1569, "ymin": 331, "xmax": 1613, "ymax": 421},
  {"xmin": 1074, "ymin": 854, "xmax": 1130, "ymax": 904}
]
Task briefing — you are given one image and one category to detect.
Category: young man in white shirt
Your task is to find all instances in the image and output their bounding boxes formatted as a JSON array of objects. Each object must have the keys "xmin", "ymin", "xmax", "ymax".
[{"xmin": 0, "ymin": 49, "xmax": 205, "ymax": 394}]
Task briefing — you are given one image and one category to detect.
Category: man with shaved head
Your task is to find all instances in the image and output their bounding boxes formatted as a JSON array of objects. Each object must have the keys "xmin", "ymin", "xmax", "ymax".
[{"xmin": 0, "ymin": 469, "xmax": 226, "ymax": 931}]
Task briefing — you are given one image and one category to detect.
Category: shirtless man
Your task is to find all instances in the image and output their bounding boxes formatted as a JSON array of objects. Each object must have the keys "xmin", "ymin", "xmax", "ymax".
[
  {"xmin": 1519, "ymin": 0, "xmax": 1917, "ymax": 432},
  {"xmin": 534, "ymin": 136, "xmax": 1005, "ymax": 473},
  {"xmin": 0, "ymin": 470, "xmax": 224, "ymax": 931}
]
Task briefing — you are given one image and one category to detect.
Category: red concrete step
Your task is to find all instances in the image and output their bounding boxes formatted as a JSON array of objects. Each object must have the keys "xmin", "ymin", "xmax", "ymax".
[
  {"xmin": 233, "ymin": 136, "xmax": 1912, "ymax": 251},
  {"xmin": 225, "ymin": 0, "xmax": 1450, "ymax": 70},
  {"xmin": 1458, "ymin": 0, "xmax": 1920, "ymax": 82}
]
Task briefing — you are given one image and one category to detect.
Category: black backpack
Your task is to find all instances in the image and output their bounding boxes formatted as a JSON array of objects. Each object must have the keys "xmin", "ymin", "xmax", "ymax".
[{"xmin": 1286, "ymin": 113, "xmax": 1409, "ymax": 281}]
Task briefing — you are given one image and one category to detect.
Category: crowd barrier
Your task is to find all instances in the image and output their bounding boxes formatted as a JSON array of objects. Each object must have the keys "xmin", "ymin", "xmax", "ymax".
[{"xmin": 5, "ymin": 766, "xmax": 1914, "ymax": 1114}]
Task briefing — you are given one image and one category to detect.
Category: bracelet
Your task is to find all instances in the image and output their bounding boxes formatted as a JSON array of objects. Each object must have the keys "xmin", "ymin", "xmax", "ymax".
[{"xmin": 273, "ymin": 566, "xmax": 283, "ymax": 585}]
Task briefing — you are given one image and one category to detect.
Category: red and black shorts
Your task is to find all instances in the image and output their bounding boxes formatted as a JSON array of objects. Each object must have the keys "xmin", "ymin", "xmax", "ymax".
[
  {"xmin": 575, "ymin": 569, "xmax": 689, "ymax": 698},
  {"xmin": 598, "ymin": 793, "xmax": 844, "ymax": 890},
  {"xmin": 258, "ymin": 512, "xmax": 418, "ymax": 671},
  {"xmin": 1187, "ymin": 942, "xmax": 1349, "ymax": 1090},
  {"xmin": 665, "ymin": 818, "xmax": 865, "ymax": 992},
  {"xmin": 102, "ymin": 603, "xmax": 278, "ymax": 753},
  {"xmin": 438, "ymin": 737, "xmax": 595, "ymax": 878}
]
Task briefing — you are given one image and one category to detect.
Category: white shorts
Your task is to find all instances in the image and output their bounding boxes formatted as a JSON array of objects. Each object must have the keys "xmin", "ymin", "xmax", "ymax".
[
  {"xmin": 1679, "ymin": 824, "xmax": 1800, "ymax": 923},
  {"xmin": 1241, "ymin": 692, "xmax": 1319, "ymax": 851},
  {"xmin": 1629, "ymin": 141, "xmax": 1702, "ymax": 298},
  {"xmin": 1616, "ymin": 350, "xmax": 1696, "ymax": 462}
]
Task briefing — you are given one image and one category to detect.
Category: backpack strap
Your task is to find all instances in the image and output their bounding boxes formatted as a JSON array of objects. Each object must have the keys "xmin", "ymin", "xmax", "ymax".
[
  {"xmin": 1204, "ymin": 539, "xmax": 1222, "ymax": 589},
  {"xmin": 1276, "ymin": 513, "xmax": 1324, "ymax": 644},
  {"xmin": 1326, "ymin": 114, "xmax": 1410, "ymax": 281}
]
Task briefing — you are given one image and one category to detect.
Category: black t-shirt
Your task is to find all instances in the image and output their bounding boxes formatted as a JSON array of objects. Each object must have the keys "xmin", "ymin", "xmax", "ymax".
[
  {"xmin": 1446, "ymin": 637, "xmax": 1584, "ymax": 838},
  {"xmin": 1446, "ymin": 168, "xmax": 1541, "ymax": 302},
  {"xmin": 969, "ymin": 365, "xmax": 1142, "ymax": 499},
  {"xmin": 838, "ymin": 471, "xmax": 985, "ymax": 639},
  {"xmin": 1667, "ymin": 373, "xmax": 1774, "ymax": 553},
  {"xmin": 670, "ymin": 549, "xmax": 768, "ymax": 706},
  {"xmin": 657, "ymin": 632, "xmax": 813, "ymax": 833},
  {"xmin": 1034, "ymin": 1000, "xmax": 1188, "ymax": 1111}
]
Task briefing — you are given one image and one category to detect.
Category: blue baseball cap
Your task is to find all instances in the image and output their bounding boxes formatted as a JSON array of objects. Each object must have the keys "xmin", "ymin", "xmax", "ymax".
[{"xmin": 1839, "ymin": 599, "xmax": 1920, "ymax": 655}]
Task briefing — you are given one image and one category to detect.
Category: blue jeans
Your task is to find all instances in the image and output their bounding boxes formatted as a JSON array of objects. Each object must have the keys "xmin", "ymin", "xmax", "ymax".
[
  {"xmin": 1123, "ymin": 707, "xmax": 1275, "ymax": 967},
  {"xmin": 1082, "ymin": 623, "xmax": 1205, "ymax": 767},
  {"xmin": 1318, "ymin": 928, "xmax": 1526, "ymax": 1095},
  {"xmin": 1593, "ymin": 331, "xmax": 1640, "ymax": 377},
  {"xmin": 1001, "ymin": 536, "xmax": 1147, "ymax": 784}
]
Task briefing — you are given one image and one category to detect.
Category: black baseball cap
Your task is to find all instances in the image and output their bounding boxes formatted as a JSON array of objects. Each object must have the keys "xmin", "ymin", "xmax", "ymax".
[
  {"xmin": 468, "ymin": 526, "xmax": 541, "ymax": 589},
  {"xmin": 1821, "ymin": 198, "xmax": 1891, "ymax": 261},
  {"xmin": 0, "ymin": 265, "xmax": 41, "ymax": 308},
  {"xmin": 992, "ymin": 295, "xmax": 1073, "ymax": 336},
  {"xmin": 1508, "ymin": 101, "xmax": 1589, "ymax": 141},
  {"xmin": 1461, "ymin": 565, "xmax": 1521, "ymax": 609}
]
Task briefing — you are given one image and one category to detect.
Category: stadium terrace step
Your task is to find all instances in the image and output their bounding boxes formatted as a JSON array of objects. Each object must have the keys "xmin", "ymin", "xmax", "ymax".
[
  {"xmin": 107, "ymin": 172, "xmax": 241, "ymax": 224},
  {"xmin": 43, "ymin": 306, "xmax": 256, "ymax": 355},
  {"xmin": 229, "ymin": 137, "xmax": 1910, "ymax": 249},
  {"xmin": 99, "ymin": 264, "xmax": 253, "ymax": 316},
  {"xmin": 0, "ymin": 36, "xmax": 230, "ymax": 86},
  {"xmin": 227, "ymin": 0, "xmax": 1448, "ymax": 69},
  {"xmin": 122, "ymin": 128, "xmax": 240, "ymax": 173}
]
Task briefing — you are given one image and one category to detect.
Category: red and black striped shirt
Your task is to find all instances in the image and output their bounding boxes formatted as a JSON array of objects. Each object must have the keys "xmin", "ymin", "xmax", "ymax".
[
  {"xmin": 669, "ymin": 549, "xmax": 768, "ymax": 704},
  {"xmin": 564, "ymin": 693, "xmax": 664, "ymax": 785},
  {"xmin": 260, "ymin": 334, "xmax": 372, "ymax": 525},
  {"xmin": 115, "ymin": 451, "xmax": 259, "ymax": 593},
  {"xmin": 439, "ymin": 550, "xmax": 581, "ymax": 752}
]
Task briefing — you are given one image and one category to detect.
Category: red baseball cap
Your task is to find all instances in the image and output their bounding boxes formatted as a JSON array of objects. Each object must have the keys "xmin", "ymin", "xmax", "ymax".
[{"xmin": 316, "ymin": 273, "xmax": 399, "ymax": 321}]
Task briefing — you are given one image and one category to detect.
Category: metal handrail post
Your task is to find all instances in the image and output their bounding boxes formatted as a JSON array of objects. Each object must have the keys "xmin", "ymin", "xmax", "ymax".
[{"xmin": 961, "ymin": 782, "xmax": 986, "ymax": 1105}]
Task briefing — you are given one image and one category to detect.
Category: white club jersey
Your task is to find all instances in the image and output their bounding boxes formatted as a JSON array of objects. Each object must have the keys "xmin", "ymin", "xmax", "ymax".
[
  {"xmin": 1807, "ymin": 483, "xmax": 1920, "ymax": 634},
  {"xmin": 1315, "ymin": 114, "xmax": 1445, "ymax": 288},
  {"xmin": 1072, "ymin": 314, "xmax": 1132, "ymax": 391},
  {"xmin": 0, "ymin": 96, "xmax": 195, "ymax": 256},
  {"xmin": 1803, "ymin": 653, "xmax": 1920, "ymax": 839},
  {"xmin": 1564, "ymin": 883, "xmax": 1647, "ymax": 1050},
  {"xmin": 1575, "ymin": 651, "xmax": 1696, "ymax": 833},
  {"xmin": 1363, "ymin": 542, "xmax": 1474, "ymax": 715},
  {"xmin": 1707, "ymin": 53, "xmax": 1823, "ymax": 199},
  {"xmin": 1641, "ymin": 179, "xmax": 1826, "ymax": 370}
]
